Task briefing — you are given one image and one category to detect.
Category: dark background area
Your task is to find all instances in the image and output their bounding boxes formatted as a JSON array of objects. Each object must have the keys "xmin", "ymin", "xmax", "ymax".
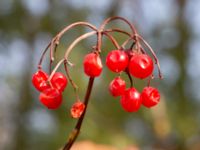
[{"xmin": 0, "ymin": 0, "xmax": 200, "ymax": 150}]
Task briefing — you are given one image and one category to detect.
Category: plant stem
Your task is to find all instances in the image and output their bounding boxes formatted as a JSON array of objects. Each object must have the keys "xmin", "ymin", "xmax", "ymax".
[
  {"xmin": 64, "ymin": 31, "xmax": 96, "ymax": 58},
  {"xmin": 62, "ymin": 77, "xmax": 95, "ymax": 150}
]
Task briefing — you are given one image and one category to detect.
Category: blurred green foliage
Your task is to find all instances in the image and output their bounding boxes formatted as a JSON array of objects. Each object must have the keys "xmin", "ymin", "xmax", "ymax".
[{"xmin": 0, "ymin": 0, "xmax": 200, "ymax": 150}]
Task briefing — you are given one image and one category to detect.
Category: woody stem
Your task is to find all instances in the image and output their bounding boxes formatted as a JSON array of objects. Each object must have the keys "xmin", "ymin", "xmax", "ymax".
[{"xmin": 62, "ymin": 77, "xmax": 95, "ymax": 150}]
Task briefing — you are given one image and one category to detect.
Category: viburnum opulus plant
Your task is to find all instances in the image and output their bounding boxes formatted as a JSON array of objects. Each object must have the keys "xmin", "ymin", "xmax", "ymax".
[{"xmin": 32, "ymin": 16, "xmax": 162, "ymax": 150}]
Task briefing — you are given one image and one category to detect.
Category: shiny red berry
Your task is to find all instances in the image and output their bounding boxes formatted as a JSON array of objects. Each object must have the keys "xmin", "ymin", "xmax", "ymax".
[
  {"xmin": 141, "ymin": 86, "xmax": 160, "ymax": 108},
  {"xmin": 83, "ymin": 53, "xmax": 102, "ymax": 77},
  {"xmin": 106, "ymin": 50, "xmax": 129, "ymax": 73},
  {"xmin": 120, "ymin": 88, "xmax": 142, "ymax": 112},
  {"xmin": 70, "ymin": 101, "xmax": 85, "ymax": 119},
  {"xmin": 32, "ymin": 70, "xmax": 50, "ymax": 92},
  {"xmin": 51, "ymin": 72, "xmax": 67, "ymax": 92},
  {"xmin": 39, "ymin": 87, "xmax": 62, "ymax": 109},
  {"xmin": 109, "ymin": 77, "xmax": 126, "ymax": 97},
  {"xmin": 128, "ymin": 54, "xmax": 154, "ymax": 79}
]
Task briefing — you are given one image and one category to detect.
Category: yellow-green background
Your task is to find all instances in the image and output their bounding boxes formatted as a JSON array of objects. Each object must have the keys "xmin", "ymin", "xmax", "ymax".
[{"xmin": 0, "ymin": 0, "xmax": 199, "ymax": 149}]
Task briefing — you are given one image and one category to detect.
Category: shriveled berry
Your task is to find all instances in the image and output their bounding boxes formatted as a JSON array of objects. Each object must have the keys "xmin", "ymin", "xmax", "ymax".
[
  {"xmin": 51, "ymin": 72, "xmax": 67, "ymax": 92},
  {"xmin": 106, "ymin": 50, "xmax": 129, "ymax": 73},
  {"xmin": 141, "ymin": 86, "xmax": 160, "ymax": 108},
  {"xmin": 83, "ymin": 53, "xmax": 102, "ymax": 77},
  {"xmin": 39, "ymin": 88, "xmax": 62, "ymax": 109},
  {"xmin": 128, "ymin": 54, "xmax": 153, "ymax": 79},
  {"xmin": 71, "ymin": 101, "xmax": 85, "ymax": 119},
  {"xmin": 109, "ymin": 77, "xmax": 126, "ymax": 97},
  {"xmin": 32, "ymin": 70, "xmax": 50, "ymax": 92},
  {"xmin": 120, "ymin": 88, "xmax": 142, "ymax": 112}
]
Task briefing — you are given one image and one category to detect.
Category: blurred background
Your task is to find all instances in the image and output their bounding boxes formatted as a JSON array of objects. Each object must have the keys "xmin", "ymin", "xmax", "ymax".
[{"xmin": 0, "ymin": 0, "xmax": 200, "ymax": 150}]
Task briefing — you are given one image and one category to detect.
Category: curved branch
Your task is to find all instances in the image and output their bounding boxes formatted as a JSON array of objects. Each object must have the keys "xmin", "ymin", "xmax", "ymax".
[
  {"xmin": 64, "ymin": 31, "xmax": 97, "ymax": 59},
  {"xmin": 104, "ymin": 28, "xmax": 131, "ymax": 37},
  {"xmin": 102, "ymin": 32, "xmax": 120, "ymax": 49},
  {"xmin": 136, "ymin": 35, "xmax": 163, "ymax": 79},
  {"xmin": 51, "ymin": 22, "xmax": 98, "ymax": 64},
  {"xmin": 38, "ymin": 43, "xmax": 51, "ymax": 69},
  {"xmin": 57, "ymin": 22, "xmax": 98, "ymax": 40},
  {"xmin": 100, "ymin": 16, "xmax": 137, "ymax": 35},
  {"xmin": 48, "ymin": 59, "xmax": 65, "ymax": 81},
  {"xmin": 38, "ymin": 22, "xmax": 98, "ymax": 68},
  {"xmin": 64, "ymin": 61, "xmax": 78, "ymax": 92},
  {"xmin": 122, "ymin": 36, "xmax": 135, "ymax": 49}
]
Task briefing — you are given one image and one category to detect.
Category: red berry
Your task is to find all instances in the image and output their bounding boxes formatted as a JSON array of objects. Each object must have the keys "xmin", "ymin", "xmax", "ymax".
[
  {"xmin": 141, "ymin": 87, "xmax": 160, "ymax": 108},
  {"xmin": 83, "ymin": 53, "xmax": 102, "ymax": 77},
  {"xmin": 106, "ymin": 50, "xmax": 129, "ymax": 73},
  {"xmin": 39, "ymin": 88, "xmax": 62, "ymax": 109},
  {"xmin": 51, "ymin": 72, "xmax": 67, "ymax": 92},
  {"xmin": 32, "ymin": 70, "xmax": 50, "ymax": 92},
  {"xmin": 70, "ymin": 101, "xmax": 85, "ymax": 119},
  {"xmin": 120, "ymin": 88, "xmax": 142, "ymax": 112},
  {"xmin": 128, "ymin": 54, "xmax": 154, "ymax": 79},
  {"xmin": 109, "ymin": 77, "xmax": 126, "ymax": 97}
]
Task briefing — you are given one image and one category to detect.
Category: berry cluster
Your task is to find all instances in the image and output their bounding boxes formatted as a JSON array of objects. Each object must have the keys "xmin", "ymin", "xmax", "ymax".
[
  {"xmin": 32, "ymin": 17, "xmax": 163, "ymax": 149},
  {"xmin": 106, "ymin": 50, "xmax": 160, "ymax": 112},
  {"xmin": 83, "ymin": 50, "xmax": 160, "ymax": 112},
  {"xmin": 32, "ymin": 70, "xmax": 85, "ymax": 118},
  {"xmin": 32, "ymin": 70, "xmax": 67, "ymax": 109}
]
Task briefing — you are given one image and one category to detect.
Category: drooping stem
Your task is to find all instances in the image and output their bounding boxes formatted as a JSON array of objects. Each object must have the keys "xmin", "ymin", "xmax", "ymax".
[
  {"xmin": 122, "ymin": 36, "xmax": 135, "ymax": 49},
  {"xmin": 64, "ymin": 61, "xmax": 78, "ymax": 94},
  {"xmin": 136, "ymin": 35, "xmax": 163, "ymax": 79},
  {"xmin": 104, "ymin": 28, "xmax": 131, "ymax": 37},
  {"xmin": 64, "ymin": 31, "xmax": 97, "ymax": 58},
  {"xmin": 38, "ymin": 43, "xmax": 51, "ymax": 69},
  {"xmin": 48, "ymin": 58, "xmax": 65, "ymax": 81},
  {"xmin": 62, "ymin": 77, "xmax": 95, "ymax": 150},
  {"xmin": 38, "ymin": 22, "xmax": 98, "ymax": 69},
  {"xmin": 102, "ymin": 32, "xmax": 120, "ymax": 49},
  {"xmin": 100, "ymin": 16, "xmax": 137, "ymax": 35},
  {"xmin": 126, "ymin": 71, "xmax": 133, "ymax": 87}
]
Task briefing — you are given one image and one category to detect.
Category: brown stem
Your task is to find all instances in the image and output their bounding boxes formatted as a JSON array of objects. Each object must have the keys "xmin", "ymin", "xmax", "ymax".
[
  {"xmin": 62, "ymin": 77, "xmax": 95, "ymax": 150},
  {"xmin": 136, "ymin": 35, "xmax": 163, "ymax": 79},
  {"xmin": 38, "ymin": 43, "xmax": 51, "ymax": 69},
  {"xmin": 38, "ymin": 22, "xmax": 98, "ymax": 68},
  {"xmin": 102, "ymin": 32, "xmax": 120, "ymax": 49},
  {"xmin": 126, "ymin": 71, "xmax": 133, "ymax": 87},
  {"xmin": 64, "ymin": 31, "xmax": 97, "ymax": 58},
  {"xmin": 104, "ymin": 28, "xmax": 131, "ymax": 37},
  {"xmin": 51, "ymin": 22, "xmax": 97, "ymax": 64},
  {"xmin": 122, "ymin": 36, "xmax": 135, "ymax": 49},
  {"xmin": 100, "ymin": 16, "xmax": 137, "ymax": 35},
  {"xmin": 64, "ymin": 61, "xmax": 78, "ymax": 93},
  {"xmin": 48, "ymin": 59, "xmax": 65, "ymax": 81},
  {"xmin": 96, "ymin": 31, "xmax": 102, "ymax": 53}
]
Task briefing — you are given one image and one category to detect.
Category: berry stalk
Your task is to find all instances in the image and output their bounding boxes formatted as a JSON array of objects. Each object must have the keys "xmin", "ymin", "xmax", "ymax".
[{"xmin": 62, "ymin": 77, "xmax": 94, "ymax": 150}]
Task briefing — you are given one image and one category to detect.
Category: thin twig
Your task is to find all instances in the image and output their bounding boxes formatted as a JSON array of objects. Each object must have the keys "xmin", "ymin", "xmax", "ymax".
[
  {"xmin": 38, "ymin": 43, "xmax": 51, "ymax": 69},
  {"xmin": 136, "ymin": 35, "xmax": 163, "ymax": 79},
  {"xmin": 102, "ymin": 31, "xmax": 120, "ymax": 49},
  {"xmin": 100, "ymin": 16, "xmax": 137, "ymax": 35},
  {"xmin": 64, "ymin": 31, "xmax": 97, "ymax": 58},
  {"xmin": 64, "ymin": 61, "xmax": 78, "ymax": 93},
  {"xmin": 38, "ymin": 22, "xmax": 98, "ymax": 68},
  {"xmin": 62, "ymin": 77, "xmax": 95, "ymax": 150},
  {"xmin": 104, "ymin": 28, "xmax": 131, "ymax": 36},
  {"xmin": 48, "ymin": 59, "xmax": 65, "ymax": 81},
  {"xmin": 126, "ymin": 71, "xmax": 133, "ymax": 87}
]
